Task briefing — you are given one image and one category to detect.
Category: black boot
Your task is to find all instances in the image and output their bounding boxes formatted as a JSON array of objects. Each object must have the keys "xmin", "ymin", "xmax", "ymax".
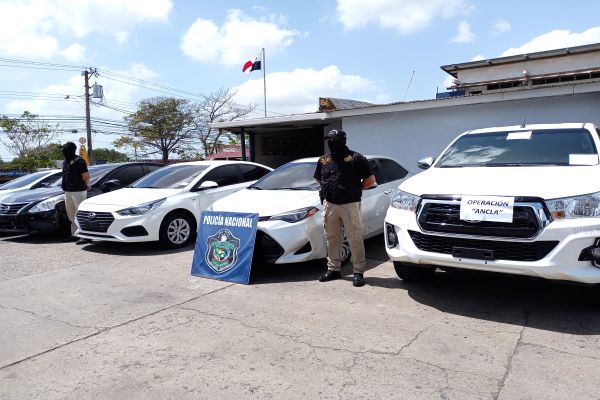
[
  {"xmin": 318, "ymin": 270, "xmax": 341, "ymax": 282},
  {"xmin": 353, "ymin": 273, "xmax": 365, "ymax": 287}
]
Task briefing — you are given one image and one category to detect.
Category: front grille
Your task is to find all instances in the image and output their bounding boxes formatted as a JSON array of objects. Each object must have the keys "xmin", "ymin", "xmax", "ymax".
[
  {"xmin": 418, "ymin": 201, "xmax": 542, "ymax": 238},
  {"xmin": 0, "ymin": 202, "xmax": 29, "ymax": 215},
  {"xmin": 408, "ymin": 231, "xmax": 558, "ymax": 262},
  {"xmin": 76, "ymin": 211, "xmax": 114, "ymax": 233},
  {"xmin": 253, "ymin": 231, "xmax": 284, "ymax": 263}
]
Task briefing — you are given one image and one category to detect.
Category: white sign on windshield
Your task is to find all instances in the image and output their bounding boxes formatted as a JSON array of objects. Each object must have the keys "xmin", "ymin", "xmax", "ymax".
[
  {"xmin": 460, "ymin": 195, "xmax": 514, "ymax": 223},
  {"xmin": 569, "ymin": 154, "xmax": 599, "ymax": 165},
  {"xmin": 506, "ymin": 131, "xmax": 532, "ymax": 140}
]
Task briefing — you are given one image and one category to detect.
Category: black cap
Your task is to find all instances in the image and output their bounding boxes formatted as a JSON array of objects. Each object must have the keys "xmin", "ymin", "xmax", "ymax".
[
  {"xmin": 61, "ymin": 141, "xmax": 76, "ymax": 150},
  {"xmin": 325, "ymin": 129, "xmax": 347, "ymax": 141}
]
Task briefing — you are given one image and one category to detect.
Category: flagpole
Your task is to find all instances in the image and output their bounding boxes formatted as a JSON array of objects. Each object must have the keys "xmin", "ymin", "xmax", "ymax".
[{"xmin": 262, "ymin": 47, "xmax": 267, "ymax": 118}]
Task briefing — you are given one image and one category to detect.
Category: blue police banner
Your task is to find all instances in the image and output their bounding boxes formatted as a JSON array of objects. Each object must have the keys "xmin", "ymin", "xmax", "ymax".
[{"xmin": 191, "ymin": 211, "xmax": 259, "ymax": 284}]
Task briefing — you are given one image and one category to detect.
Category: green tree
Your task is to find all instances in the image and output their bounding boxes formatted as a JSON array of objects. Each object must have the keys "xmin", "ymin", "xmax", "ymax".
[
  {"xmin": 93, "ymin": 148, "xmax": 129, "ymax": 163},
  {"xmin": 190, "ymin": 88, "xmax": 256, "ymax": 158},
  {"xmin": 117, "ymin": 97, "xmax": 194, "ymax": 163},
  {"xmin": 0, "ymin": 111, "xmax": 60, "ymax": 159}
]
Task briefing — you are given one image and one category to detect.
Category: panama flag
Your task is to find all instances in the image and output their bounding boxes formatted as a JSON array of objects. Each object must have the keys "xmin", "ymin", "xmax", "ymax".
[{"xmin": 242, "ymin": 54, "xmax": 262, "ymax": 75}]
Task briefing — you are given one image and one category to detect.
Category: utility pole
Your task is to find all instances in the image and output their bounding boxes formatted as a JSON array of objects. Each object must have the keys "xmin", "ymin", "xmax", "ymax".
[{"xmin": 82, "ymin": 68, "xmax": 97, "ymax": 164}]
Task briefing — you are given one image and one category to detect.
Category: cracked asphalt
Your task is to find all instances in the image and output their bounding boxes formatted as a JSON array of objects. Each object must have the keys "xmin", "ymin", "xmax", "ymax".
[{"xmin": 1, "ymin": 233, "xmax": 600, "ymax": 399}]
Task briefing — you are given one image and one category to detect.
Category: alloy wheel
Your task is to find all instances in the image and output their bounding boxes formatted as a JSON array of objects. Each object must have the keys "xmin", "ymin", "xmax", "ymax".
[{"xmin": 167, "ymin": 218, "xmax": 191, "ymax": 245}]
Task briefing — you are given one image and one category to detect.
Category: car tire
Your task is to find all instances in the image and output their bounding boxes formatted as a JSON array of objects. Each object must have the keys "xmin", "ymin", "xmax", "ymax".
[
  {"xmin": 159, "ymin": 212, "xmax": 195, "ymax": 248},
  {"xmin": 393, "ymin": 261, "xmax": 435, "ymax": 283}
]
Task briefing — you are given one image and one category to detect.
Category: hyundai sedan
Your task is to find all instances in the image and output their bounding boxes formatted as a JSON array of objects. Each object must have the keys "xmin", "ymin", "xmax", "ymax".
[{"xmin": 75, "ymin": 161, "xmax": 273, "ymax": 248}]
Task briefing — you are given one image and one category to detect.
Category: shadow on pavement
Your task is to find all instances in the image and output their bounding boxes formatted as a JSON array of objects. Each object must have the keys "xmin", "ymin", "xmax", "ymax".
[
  {"xmin": 250, "ymin": 260, "xmax": 325, "ymax": 284},
  {"xmin": 79, "ymin": 240, "xmax": 194, "ymax": 256},
  {"xmin": 368, "ymin": 269, "xmax": 600, "ymax": 335},
  {"xmin": 1, "ymin": 233, "xmax": 66, "ymax": 244},
  {"xmin": 250, "ymin": 234, "xmax": 388, "ymax": 284}
]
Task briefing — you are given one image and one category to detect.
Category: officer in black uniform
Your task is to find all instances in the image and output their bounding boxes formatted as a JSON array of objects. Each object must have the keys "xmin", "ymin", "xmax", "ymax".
[
  {"xmin": 61, "ymin": 142, "xmax": 91, "ymax": 244},
  {"xmin": 314, "ymin": 129, "xmax": 376, "ymax": 287}
]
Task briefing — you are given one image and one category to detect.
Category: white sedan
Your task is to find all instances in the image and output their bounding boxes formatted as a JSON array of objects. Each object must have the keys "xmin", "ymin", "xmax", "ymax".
[
  {"xmin": 75, "ymin": 161, "xmax": 272, "ymax": 247},
  {"xmin": 0, "ymin": 169, "xmax": 61, "ymax": 202},
  {"xmin": 210, "ymin": 156, "xmax": 409, "ymax": 264}
]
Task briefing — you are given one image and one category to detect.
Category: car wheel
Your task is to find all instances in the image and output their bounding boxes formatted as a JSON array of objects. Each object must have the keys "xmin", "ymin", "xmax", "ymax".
[
  {"xmin": 159, "ymin": 212, "xmax": 194, "ymax": 248},
  {"xmin": 393, "ymin": 261, "xmax": 435, "ymax": 283},
  {"xmin": 341, "ymin": 239, "xmax": 351, "ymax": 266}
]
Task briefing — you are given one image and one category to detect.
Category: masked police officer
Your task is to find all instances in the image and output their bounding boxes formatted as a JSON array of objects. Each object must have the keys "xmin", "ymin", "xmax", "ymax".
[
  {"xmin": 61, "ymin": 141, "xmax": 91, "ymax": 244},
  {"xmin": 314, "ymin": 129, "xmax": 376, "ymax": 287}
]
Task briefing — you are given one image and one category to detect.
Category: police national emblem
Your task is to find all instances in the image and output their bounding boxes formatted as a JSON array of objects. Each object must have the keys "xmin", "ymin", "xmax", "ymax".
[
  {"xmin": 205, "ymin": 229, "xmax": 241, "ymax": 273},
  {"xmin": 344, "ymin": 154, "xmax": 353, "ymax": 162}
]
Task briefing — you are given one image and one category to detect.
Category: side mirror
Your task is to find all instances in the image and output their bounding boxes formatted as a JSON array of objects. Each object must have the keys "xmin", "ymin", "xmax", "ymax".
[
  {"xmin": 101, "ymin": 179, "xmax": 122, "ymax": 192},
  {"xmin": 417, "ymin": 156, "xmax": 435, "ymax": 170},
  {"xmin": 195, "ymin": 180, "xmax": 218, "ymax": 191}
]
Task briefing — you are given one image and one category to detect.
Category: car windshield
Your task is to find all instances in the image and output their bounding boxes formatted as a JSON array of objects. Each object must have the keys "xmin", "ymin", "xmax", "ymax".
[
  {"xmin": 250, "ymin": 161, "xmax": 320, "ymax": 191},
  {"xmin": 437, "ymin": 128, "xmax": 599, "ymax": 168},
  {"xmin": 131, "ymin": 164, "xmax": 209, "ymax": 189},
  {"xmin": 0, "ymin": 171, "xmax": 52, "ymax": 190},
  {"xmin": 89, "ymin": 164, "xmax": 119, "ymax": 185},
  {"xmin": 47, "ymin": 164, "xmax": 117, "ymax": 187}
]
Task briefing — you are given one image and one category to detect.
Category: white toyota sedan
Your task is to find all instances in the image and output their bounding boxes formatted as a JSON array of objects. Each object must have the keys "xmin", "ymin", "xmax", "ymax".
[
  {"xmin": 75, "ymin": 161, "xmax": 272, "ymax": 247},
  {"xmin": 210, "ymin": 156, "xmax": 409, "ymax": 264}
]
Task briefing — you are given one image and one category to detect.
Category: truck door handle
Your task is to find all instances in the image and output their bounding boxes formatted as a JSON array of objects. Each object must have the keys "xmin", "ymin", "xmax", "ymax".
[{"xmin": 384, "ymin": 189, "xmax": 392, "ymax": 195}]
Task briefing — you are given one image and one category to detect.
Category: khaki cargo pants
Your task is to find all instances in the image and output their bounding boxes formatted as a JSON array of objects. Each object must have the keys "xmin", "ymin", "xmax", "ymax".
[
  {"xmin": 323, "ymin": 200, "xmax": 366, "ymax": 274},
  {"xmin": 65, "ymin": 190, "xmax": 87, "ymax": 235}
]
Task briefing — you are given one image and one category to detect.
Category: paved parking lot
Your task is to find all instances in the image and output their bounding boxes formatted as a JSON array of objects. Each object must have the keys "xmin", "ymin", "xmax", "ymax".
[{"xmin": 1, "ymin": 233, "xmax": 600, "ymax": 399}]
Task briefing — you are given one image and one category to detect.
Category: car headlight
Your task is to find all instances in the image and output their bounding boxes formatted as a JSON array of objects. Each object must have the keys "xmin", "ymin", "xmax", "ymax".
[
  {"xmin": 29, "ymin": 194, "xmax": 65, "ymax": 213},
  {"xmin": 269, "ymin": 206, "xmax": 318, "ymax": 223},
  {"xmin": 116, "ymin": 198, "xmax": 166, "ymax": 216},
  {"xmin": 546, "ymin": 192, "xmax": 600, "ymax": 219},
  {"xmin": 391, "ymin": 190, "xmax": 420, "ymax": 212}
]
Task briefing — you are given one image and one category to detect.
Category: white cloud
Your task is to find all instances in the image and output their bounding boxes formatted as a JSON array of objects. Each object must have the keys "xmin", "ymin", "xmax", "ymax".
[
  {"xmin": 181, "ymin": 9, "xmax": 299, "ymax": 66},
  {"xmin": 336, "ymin": 0, "xmax": 474, "ymax": 35},
  {"xmin": 441, "ymin": 75, "xmax": 455, "ymax": 90},
  {"xmin": 502, "ymin": 27, "xmax": 600, "ymax": 56},
  {"xmin": 450, "ymin": 20, "xmax": 475, "ymax": 43},
  {"xmin": 233, "ymin": 66, "xmax": 377, "ymax": 114},
  {"xmin": 6, "ymin": 63, "xmax": 157, "ymax": 122},
  {"xmin": 471, "ymin": 54, "xmax": 486, "ymax": 61},
  {"xmin": 492, "ymin": 19, "xmax": 511, "ymax": 36},
  {"xmin": 60, "ymin": 44, "xmax": 86, "ymax": 62},
  {"xmin": 0, "ymin": 0, "xmax": 172, "ymax": 59}
]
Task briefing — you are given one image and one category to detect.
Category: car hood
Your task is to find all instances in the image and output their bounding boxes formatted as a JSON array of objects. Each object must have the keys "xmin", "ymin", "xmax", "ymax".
[
  {"xmin": 400, "ymin": 166, "xmax": 600, "ymax": 199},
  {"xmin": 212, "ymin": 188, "xmax": 320, "ymax": 217},
  {"xmin": 0, "ymin": 187, "xmax": 29, "ymax": 202},
  {"xmin": 82, "ymin": 188, "xmax": 183, "ymax": 207},
  {"xmin": 1, "ymin": 187, "xmax": 64, "ymax": 204}
]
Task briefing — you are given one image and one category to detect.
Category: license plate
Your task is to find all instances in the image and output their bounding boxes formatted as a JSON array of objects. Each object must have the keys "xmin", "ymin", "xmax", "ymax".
[
  {"xmin": 86, "ymin": 221, "xmax": 98, "ymax": 230},
  {"xmin": 452, "ymin": 246, "xmax": 495, "ymax": 261}
]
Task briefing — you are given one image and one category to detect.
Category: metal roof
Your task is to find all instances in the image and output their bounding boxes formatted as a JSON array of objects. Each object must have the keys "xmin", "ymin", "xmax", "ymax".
[{"xmin": 441, "ymin": 42, "xmax": 600, "ymax": 77}]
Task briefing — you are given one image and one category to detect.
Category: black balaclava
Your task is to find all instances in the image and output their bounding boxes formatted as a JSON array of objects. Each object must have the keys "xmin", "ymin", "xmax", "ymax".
[
  {"xmin": 62, "ymin": 142, "xmax": 77, "ymax": 160},
  {"xmin": 328, "ymin": 138, "xmax": 347, "ymax": 157}
]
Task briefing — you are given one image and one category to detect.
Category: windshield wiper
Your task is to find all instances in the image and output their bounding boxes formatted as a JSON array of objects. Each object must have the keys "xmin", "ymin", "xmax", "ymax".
[
  {"xmin": 269, "ymin": 186, "xmax": 314, "ymax": 190},
  {"xmin": 483, "ymin": 162, "xmax": 568, "ymax": 167}
]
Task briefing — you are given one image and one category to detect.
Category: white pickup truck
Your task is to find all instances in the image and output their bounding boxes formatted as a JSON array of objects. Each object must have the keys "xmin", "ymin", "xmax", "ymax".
[{"xmin": 384, "ymin": 123, "xmax": 600, "ymax": 289}]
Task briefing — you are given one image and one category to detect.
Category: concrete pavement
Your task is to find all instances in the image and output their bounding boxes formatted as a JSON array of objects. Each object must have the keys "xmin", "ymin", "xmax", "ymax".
[{"xmin": 1, "ymin": 234, "xmax": 600, "ymax": 399}]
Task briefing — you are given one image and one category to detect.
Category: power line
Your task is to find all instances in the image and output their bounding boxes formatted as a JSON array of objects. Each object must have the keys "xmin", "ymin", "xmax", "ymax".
[{"xmin": 0, "ymin": 56, "xmax": 288, "ymax": 118}]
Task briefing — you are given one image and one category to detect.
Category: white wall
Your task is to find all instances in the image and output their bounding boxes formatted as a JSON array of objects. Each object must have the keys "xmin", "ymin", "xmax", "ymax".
[
  {"xmin": 343, "ymin": 92, "xmax": 600, "ymax": 172},
  {"xmin": 457, "ymin": 52, "xmax": 600, "ymax": 83}
]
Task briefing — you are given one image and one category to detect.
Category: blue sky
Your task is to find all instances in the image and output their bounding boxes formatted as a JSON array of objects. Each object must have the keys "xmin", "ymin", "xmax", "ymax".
[{"xmin": 1, "ymin": 0, "xmax": 600, "ymax": 160}]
